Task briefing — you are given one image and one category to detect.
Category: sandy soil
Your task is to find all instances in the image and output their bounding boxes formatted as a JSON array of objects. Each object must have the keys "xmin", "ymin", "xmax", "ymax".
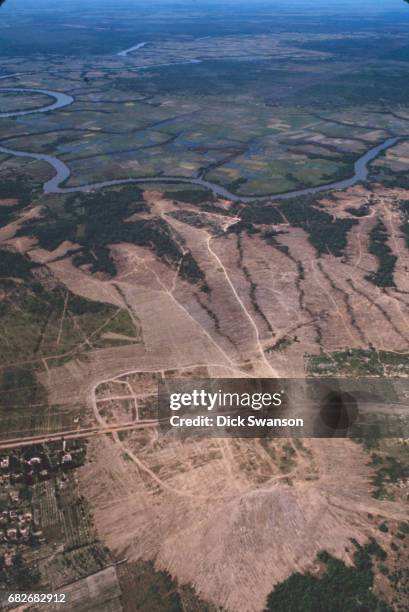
[{"xmin": 79, "ymin": 433, "xmax": 407, "ymax": 612}]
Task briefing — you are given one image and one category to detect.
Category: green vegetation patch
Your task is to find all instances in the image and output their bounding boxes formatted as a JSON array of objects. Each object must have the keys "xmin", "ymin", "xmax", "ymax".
[
  {"xmin": 179, "ymin": 252, "xmax": 209, "ymax": 292},
  {"xmin": 365, "ymin": 220, "xmax": 397, "ymax": 288},
  {"xmin": 113, "ymin": 60, "xmax": 303, "ymax": 99},
  {"xmin": 346, "ymin": 204, "xmax": 371, "ymax": 217},
  {"xmin": 371, "ymin": 453, "xmax": 409, "ymax": 500},
  {"xmin": 167, "ymin": 210, "xmax": 224, "ymax": 236},
  {"xmin": 265, "ymin": 540, "xmax": 390, "ymax": 612},
  {"xmin": 239, "ymin": 197, "xmax": 358, "ymax": 257},
  {"xmin": 17, "ymin": 186, "xmax": 207, "ymax": 288},
  {"xmin": 164, "ymin": 188, "xmax": 215, "ymax": 204},
  {"xmin": 0, "ymin": 280, "xmax": 140, "ymax": 364},
  {"xmin": 18, "ymin": 186, "xmax": 148, "ymax": 277},
  {"xmin": 210, "ymin": 154, "xmax": 351, "ymax": 198},
  {"xmin": 54, "ymin": 544, "xmax": 109, "ymax": 582},
  {"xmin": 0, "ymin": 552, "xmax": 40, "ymax": 591},
  {"xmin": 399, "ymin": 199, "xmax": 409, "ymax": 250},
  {"xmin": 0, "ymin": 249, "xmax": 140, "ymax": 371},
  {"xmin": 0, "ymin": 401, "xmax": 77, "ymax": 439},
  {"xmin": 301, "ymin": 66, "xmax": 409, "ymax": 106},
  {"xmin": 0, "ymin": 177, "xmax": 32, "ymax": 229},
  {"xmin": 266, "ymin": 336, "xmax": 296, "ymax": 353},
  {"xmin": 0, "ymin": 366, "xmax": 47, "ymax": 411},
  {"xmin": 308, "ymin": 348, "xmax": 409, "ymax": 376},
  {"xmin": 279, "ymin": 443, "xmax": 296, "ymax": 473},
  {"xmin": 0, "ymin": 91, "xmax": 54, "ymax": 113},
  {"xmin": 0, "ymin": 247, "xmax": 39, "ymax": 281},
  {"xmin": 118, "ymin": 559, "xmax": 218, "ymax": 612},
  {"xmin": 299, "ymin": 37, "xmax": 401, "ymax": 59},
  {"xmin": 262, "ymin": 229, "xmax": 290, "ymax": 255}
]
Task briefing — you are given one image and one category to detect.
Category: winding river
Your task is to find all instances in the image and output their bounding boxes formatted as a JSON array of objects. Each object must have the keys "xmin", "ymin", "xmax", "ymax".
[
  {"xmin": 0, "ymin": 136, "xmax": 402, "ymax": 202},
  {"xmin": 117, "ymin": 41, "xmax": 147, "ymax": 57},
  {"xmin": 0, "ymin": 87, "xmax": 74, "ymax": 118},
  {"xmin": 0, "ymin": 54, "xmax": 404, "ymax": 202}
]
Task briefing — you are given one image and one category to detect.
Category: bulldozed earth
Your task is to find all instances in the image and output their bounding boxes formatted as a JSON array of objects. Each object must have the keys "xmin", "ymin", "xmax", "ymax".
[
  {"xmin": 79, "ymin": 432, "xmax": 408, "ymax": 611},
  {"xmin": 30, "ymin": 182, "xmax": 409, "ymax": 404}
]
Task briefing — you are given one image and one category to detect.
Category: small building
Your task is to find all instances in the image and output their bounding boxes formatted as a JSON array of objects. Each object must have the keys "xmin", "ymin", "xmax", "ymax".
[
  {"xmin": 28, "ymin": 457, "xmax": 41, "ymax": 466},
  {"xmin": 6, "ymin": 528, "xmax": 17, "ymax": 541},
  {"xmin": 19, "ymin": 526, "xmax": 30, "ymax": 539}
]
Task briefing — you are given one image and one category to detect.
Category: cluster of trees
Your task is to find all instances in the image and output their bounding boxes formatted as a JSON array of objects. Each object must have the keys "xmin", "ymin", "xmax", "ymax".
[
  {"xmin": 0, "ymin": 552, "xmax": 40, "ymax": 590},
  {"xmin": 179, "ymin": 252, "xmax": 209, "ymax": 292},
  {"xmin": 0, "ymin": 248, "xmax": 38, "ymax": 282},
  {"xmin": 239, "ymin": 196, "xmax": 357, "ymax": 257},
  {"xmin": 19, "ymin": 187, "xmax": 171, "ymax": 276},
  {"xmin": 0, "ymin": 366, "xmax": 47, "ymax": 410},
  {"xmin": 18, "ymin": 186, "xmax": 208, "ymax": 288},
  {"xmin": 399, "ymin": 200, "xmax": 409, "ymax": 251},
  {"xmin": 365, "ymin": 220, "xmax": 397, "ymax": 288},
  {"xmin": 164, "ymin": 188, "xmax": 214, "ymax": 204},
  {"xmin": 371, "ymin": 454, "xmax": 409, "ymax": 499},
  {"xmin": 0, "ymin": 178, "xmax": 32, "ymax": 230},
  {"xmin": 265, "ymin": 541, "xmax": 390, "ymax": 611}
]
